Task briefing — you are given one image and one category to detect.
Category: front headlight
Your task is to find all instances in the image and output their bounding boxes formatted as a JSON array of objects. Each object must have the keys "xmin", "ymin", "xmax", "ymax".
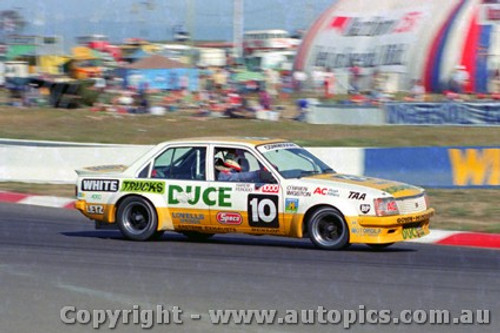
[{"xmin": 374, "ymin": 197, "xmax": 399, "ymax": 216}]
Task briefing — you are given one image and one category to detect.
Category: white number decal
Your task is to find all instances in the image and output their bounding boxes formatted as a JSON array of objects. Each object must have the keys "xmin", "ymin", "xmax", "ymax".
[{"xmin": 249, "ymin": 198, "xmax": 277, "ymax": 223}]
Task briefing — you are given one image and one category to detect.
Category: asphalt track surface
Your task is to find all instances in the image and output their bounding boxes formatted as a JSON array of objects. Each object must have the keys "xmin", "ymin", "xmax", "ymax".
[{"xmin": 0, "ymin": 202, "xmax": 498, "ymax": 333}]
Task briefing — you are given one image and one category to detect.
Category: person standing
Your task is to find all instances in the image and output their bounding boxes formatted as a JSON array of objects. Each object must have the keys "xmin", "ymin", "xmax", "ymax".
[
  {"xmin": 323, "ymin": 68, "xmax": 335, "ymax": 99},
  {"xmin": 349, "ymin": 62, "xmax": 361, "ymax": 93}
]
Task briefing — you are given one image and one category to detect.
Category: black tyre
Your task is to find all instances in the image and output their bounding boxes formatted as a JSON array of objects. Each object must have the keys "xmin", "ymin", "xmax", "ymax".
[
  {"xmin": 181, "ymin": 231, "xmax": 214, "ymax": 242},
  {"xmin": 116, "ymin": 196, "xmax": 158, "ymax": 241},
  {"xmin": 367, "ymin": 243, "xmax": 394, "ymax": 250},
  {"xmin": 308, "ymin": 207, "xmax": 349, "ymax": 250}
]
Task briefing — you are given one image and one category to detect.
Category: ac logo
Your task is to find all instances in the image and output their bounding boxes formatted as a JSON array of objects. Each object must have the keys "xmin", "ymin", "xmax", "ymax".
[{"xmin": 314, "ymin": 187, "xmax": 328, "ymax": 195}]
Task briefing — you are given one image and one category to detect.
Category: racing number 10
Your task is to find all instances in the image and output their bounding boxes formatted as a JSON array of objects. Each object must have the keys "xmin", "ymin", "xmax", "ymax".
[{"xmin": 248, "ymin": 194, "xmax": 279, "ymax": 228}]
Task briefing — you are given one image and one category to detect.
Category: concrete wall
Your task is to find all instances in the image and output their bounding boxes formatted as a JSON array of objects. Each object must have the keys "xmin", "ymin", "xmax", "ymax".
[{"xmin": 2, "ymin": 139, "xmax": 499, "ymax": 188}]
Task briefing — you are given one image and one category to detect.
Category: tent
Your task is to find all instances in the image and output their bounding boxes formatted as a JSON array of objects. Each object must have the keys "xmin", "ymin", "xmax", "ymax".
[{"xmin": 116, "ymin": 54, "xmax": 199, "ymax": 91}]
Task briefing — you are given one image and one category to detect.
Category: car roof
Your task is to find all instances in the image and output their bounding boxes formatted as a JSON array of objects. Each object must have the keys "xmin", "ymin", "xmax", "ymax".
[{"xmin": 161, "ymin": 137, "xmax": 289, "ymax": 147}]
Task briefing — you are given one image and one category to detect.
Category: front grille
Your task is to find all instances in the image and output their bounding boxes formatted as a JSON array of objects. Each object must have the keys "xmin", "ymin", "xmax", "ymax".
[{"xmin": 396, "ymin": 194, "xmax": 426, "ymax": 215}]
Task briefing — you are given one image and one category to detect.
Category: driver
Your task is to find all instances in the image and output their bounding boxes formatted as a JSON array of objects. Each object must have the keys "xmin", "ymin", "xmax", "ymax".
[{"xmin": 216, "ymin": 156, "xmax": 261, "ymax": 182}]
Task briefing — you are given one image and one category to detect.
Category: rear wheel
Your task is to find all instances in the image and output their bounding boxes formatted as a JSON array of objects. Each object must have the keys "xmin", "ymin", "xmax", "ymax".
[
  {"xmin": 181, "ymin": 231, "xmax": 214, "ymax": 242},
  {"xmin": 308, "ymin": 207, "xmax": 349, "ymax": 250},
  {"xmin": 117, "ymin": 196, "xmax": 158, "ymax": 241}
]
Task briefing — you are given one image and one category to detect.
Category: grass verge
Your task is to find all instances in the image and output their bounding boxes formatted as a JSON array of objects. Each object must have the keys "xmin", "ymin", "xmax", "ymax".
[{"xmin": 1, "ymin": 107, "xmax": 500, "ymax": 147}]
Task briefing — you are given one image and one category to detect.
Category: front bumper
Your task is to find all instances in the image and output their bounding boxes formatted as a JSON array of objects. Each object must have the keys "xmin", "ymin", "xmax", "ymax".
[{"xmin": 346, "ymin": 208, "xmax": 435, "ymax": 244}]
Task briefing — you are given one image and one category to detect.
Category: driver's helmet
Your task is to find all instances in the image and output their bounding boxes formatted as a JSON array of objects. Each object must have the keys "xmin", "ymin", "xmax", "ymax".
[
  {"xmin": 215, "ymin": 156, "xmax": 241, "ymax": 172},
  {"xmin": 223, "ymin": 158, "xmax": 242, "ymax": 172}
]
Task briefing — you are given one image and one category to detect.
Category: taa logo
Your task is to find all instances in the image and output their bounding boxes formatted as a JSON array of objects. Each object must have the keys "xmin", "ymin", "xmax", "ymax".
[
  {"xmin": 247, "ymin": 194, "xmax": 279, "ymax": 228},
  {"xmin": 348, "ymin": 191, "xmax": 366, "ymax": 200}
]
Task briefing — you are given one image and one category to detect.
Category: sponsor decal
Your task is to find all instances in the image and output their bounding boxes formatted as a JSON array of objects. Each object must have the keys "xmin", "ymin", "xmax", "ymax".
[
  {"xmin": 172, "ymin": 212, "xmax": 205, "ymax": 224},
  {"xmin": 248, "ymin": 194, "xmax": 279, "ymax": 228},
  {"xmin": 90, "ymin": 194, "xmax": 102, "ymax": 200},
  {"xmin": 486, "ymin": 6, "xmax": 500, "ymax": 21},
  {"xmin": 168, "ymin": 185, "xmax": 232, "ymax": 207},
  {"xmin": 177, "ymin": 225, "xmax": 237, "ymax": 233},
  {"xmin": 250, "ymin": 228, "xmax": 280, "ymax": 234},
  {"xmin": 351, "ymin": 227, "xmax": 381, "ymax": 236},
  {"xmin": 203, "ymin": 226, "xmax": 237, "ymax": 233},
  {"xmin": 77, "ymin": 192, "xmax": 85, "ymax": 198},
  {"xmin": 383, "ymin": 184, "xmax": 414, "ymax": 194},
  {"xmin": 449, "ymin": 148, "xmax": 500, "ymax": 186},
  {"xmin": 285, "ymin": 198, "xmax": 299, "ymax": 213},
  {"xmin": 348, "ymin": 191, "xmax": 367, "ymax": 200},
  {"xmin": 86, "ymin": 204, "xmax": 104, "ymax": 215},
  {"xmin": 81, "ymin": 179, "xmax": 119, "ymax": 192},
  {"xmin": 235, "ymin": 183, "xmax": 255, "ymax": 192},
  {"xmin": 397, "ymin": 212, "xmax": 433, "ymax": 224},
  {"xmin": 260, "ymin": 184, "xmax": 279, "ymax": 193},
  {"xmin": 402, "ymin": 227, "xmax": 425, "ymax": 240},
  {"xmin": 216, "ymin": 212, "xmax": 243, "ymax": 225},
  {"xmin": 360, "ymin": 204, "xmax": 371, "ymax": 214},
  {"xmin": 313, "ymin": 187, "xmax": 340, "ymax": 197},
  {"xmin": 258, "ymin": 142, "xmax": 299, "ymax": 152},
  {"xmin": 328, "ymin": 12, "xmax": 422, "ymax": 37},
  {"xmin": 286, "ymin": 185, "xmax": 311, "ymax": 197},
  {"xmin": 121, "ymin": 180, "xmax": 165, "ymax": 194}
]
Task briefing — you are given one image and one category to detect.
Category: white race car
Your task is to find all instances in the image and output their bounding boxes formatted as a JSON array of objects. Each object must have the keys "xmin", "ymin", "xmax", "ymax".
[{"xmin": 75, "ymin": 137, "xmax": 434, "ymax": 250}]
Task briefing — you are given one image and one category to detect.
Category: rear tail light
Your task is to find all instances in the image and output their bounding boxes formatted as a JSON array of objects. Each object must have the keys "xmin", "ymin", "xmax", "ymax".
[{"xmin": 374, "ymin": 197, "xmax": 399, "ymax": 216}]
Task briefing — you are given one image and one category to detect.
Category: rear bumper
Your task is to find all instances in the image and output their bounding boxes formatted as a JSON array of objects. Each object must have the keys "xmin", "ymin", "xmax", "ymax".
[
  {"xmin": 75, "ymin": 199, "xmax": 116, "ymax": 224},
  {"xmin": 347, "ymin": 208, "xmax": 434, "ymax": 244}
]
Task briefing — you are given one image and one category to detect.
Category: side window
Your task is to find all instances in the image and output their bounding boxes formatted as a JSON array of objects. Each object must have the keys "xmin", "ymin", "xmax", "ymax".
[
  {"xmin": 213, "ymin": 147, "xmax": 276, "ymax": 184},
  {"xmin": 151, "ymin": 147, "xmax": 206, "ymax": 180}
]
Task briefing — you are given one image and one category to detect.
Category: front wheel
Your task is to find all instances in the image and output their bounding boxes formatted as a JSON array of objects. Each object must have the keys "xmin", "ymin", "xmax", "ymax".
[
  {"xmin": 308, "ymin": 207, "xmax": 349, "ymax": 250},
  {"xmin": 116, "ymin": 196, "xmax": 158, "ymax": 241}
]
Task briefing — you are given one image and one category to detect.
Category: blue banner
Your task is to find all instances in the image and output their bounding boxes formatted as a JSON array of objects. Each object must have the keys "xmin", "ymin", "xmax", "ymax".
[
  {"xmin": 364, "ymin": 147, "xmax": 500, "ymax": 188},
  {"xmin": 386, "ymin": 103, "xmax": 500, "ymax": 125}
]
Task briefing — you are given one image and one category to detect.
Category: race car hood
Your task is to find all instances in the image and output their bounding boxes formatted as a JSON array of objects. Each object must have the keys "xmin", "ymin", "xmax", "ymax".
[
  {"xmin": 75, "ymin": 164, "xmax": 129, "ymax": 176},
  {"xmin": 302, "ymin": 173, "xmax": 423, "ymax": 198}
]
